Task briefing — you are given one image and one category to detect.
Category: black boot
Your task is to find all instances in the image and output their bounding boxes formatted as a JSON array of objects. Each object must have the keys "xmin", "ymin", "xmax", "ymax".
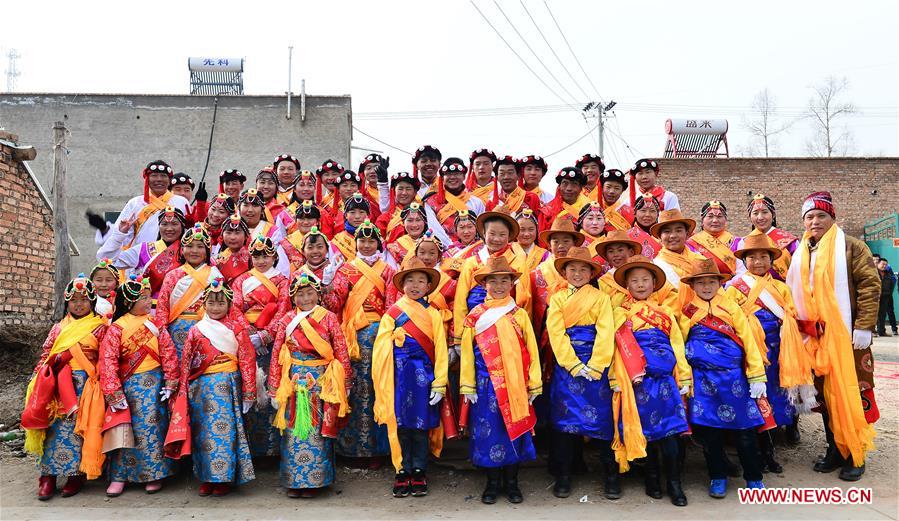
[
  {"xmin": 481, "ymin": 468, "xmax": 501, "ymax": 504},
  {"xmin": 552, "ymin": 474, "xmax": 571, "ymax": 498},
  {"xmin": 644, "ymin": 446, "xmax": 663, "ymax": 499},
  {"xmin": 838, "ymin": 461, "xmax": 865, "ymax": 482},
  {"xmin": 758, "ymin": 432, "xmax": 783, "ymax": 474},
  {"xmin": 603, "ymin": 460, "xmax": 621, "ymax": 500},
  {"xmin": 785, "ymin": 416, "xmax": 801, "ymax": 445},
  {"xmin": 663, "ymin": 444, "xmax": 687, "ymax": 507},
  {"xmin": 503, "ymin": 464, "xmax": 523, "ymax": 504},
  {"xmin": 814, "ymin": 413, "xmax": 844, "ymax": 473}
]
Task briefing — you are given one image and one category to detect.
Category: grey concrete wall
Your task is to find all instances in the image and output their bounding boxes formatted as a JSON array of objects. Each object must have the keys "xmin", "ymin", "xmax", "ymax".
[{"xmin": 0, "ymin": 93, "xmax": 352, "ymax": 273}]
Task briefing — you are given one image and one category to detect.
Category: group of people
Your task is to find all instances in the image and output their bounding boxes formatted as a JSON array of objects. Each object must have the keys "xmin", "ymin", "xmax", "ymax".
[{"xmin": 23, "ymin": 148, "xmax": 882, "ymax": 508}]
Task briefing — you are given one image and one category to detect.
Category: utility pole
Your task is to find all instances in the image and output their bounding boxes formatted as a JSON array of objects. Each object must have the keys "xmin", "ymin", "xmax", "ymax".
[
  {"xmin": 583, "ymin": 100, "xmax": 616, "ymax": 157},
  {"xmin": 52, "ymin": 121, "xmax": 71, "ymax": 321},
  {"xmin": 5, "ymin": 49, "xmax": 21, "ymax": 93}
]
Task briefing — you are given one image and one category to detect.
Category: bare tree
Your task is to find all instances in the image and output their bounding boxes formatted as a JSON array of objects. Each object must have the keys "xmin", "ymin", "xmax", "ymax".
[
  {"xmin": 744, "ymin": 88, "xmax": 793, "ymax": 157},
  {"xmin": 805, "ymin": 76, "xmax": 856, "ymax": 157}
]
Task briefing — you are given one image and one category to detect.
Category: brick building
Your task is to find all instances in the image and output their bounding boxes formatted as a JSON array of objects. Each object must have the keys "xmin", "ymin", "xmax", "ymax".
[
  {"xmin": 0, "ymin": 130, "xmax": 58, "ymax": 348},
  {"xmin": 657, "ymin": 158, "xmax": 899, "ymax": 238}
]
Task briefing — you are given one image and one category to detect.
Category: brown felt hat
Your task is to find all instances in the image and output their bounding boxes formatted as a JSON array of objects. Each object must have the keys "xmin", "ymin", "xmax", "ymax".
[
  {"xmin": 593, "ymin": 229, "xmax": 642, "ymax": 261},
  {"xmin": 476, "ymin": 206, "xmax": 520, "ymax": 241},
  {"xmin": 392, "ymin": 256, "xmax": 440, "ymax": 295},
  {"xmin": 554, "ymin": 246, "xmax": 603, "ymax": 280},
  {"xmin": 538, "ymin": 216, "xmax": 585, "ymax": 247},
  {"xmin": 649, "ymin": 209, "xmax": 696, "ymax": 238},
  {"xmin": 614, "ymin": 254, "xmax": 666, "ymax": 291},
  {"xmin": 681, "ymin": 257, "xmax": 731, "ymax": 284},
  {"xmin": 473, "ymin": 255, "xmax": 521, "ymax": 284},
  {"xmin": 734, "ymin": 229, "xmax": 783, "ymax": 261}
]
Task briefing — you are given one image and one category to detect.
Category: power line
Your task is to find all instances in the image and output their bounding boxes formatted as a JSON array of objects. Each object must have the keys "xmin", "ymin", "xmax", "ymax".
[
  {"xmin": 469, "ymin": 0, "xmax": 581, "ymax": 111},
  {"xmin": 519, "ymin": 0, "xmax": 591, "ymax": 101},
  {"xmin": 491, "ymin": 0, "xmax": 582, "ymax": 106},
  {"xmin": 544, "ymin": 123, "xmax": 599, "ymax": 157},
  {"xmin": 543, "ymin": 0, "xmax": 604, "ymax": 103},
  {"xmin": 352, "ymin": 126, "xmax": 412, "ymax": 156}
]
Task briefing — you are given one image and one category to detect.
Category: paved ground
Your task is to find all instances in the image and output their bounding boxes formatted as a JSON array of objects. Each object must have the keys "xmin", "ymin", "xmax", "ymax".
[{"xmin": 1, "ymin": 337, "xmax": 896, "ymax": 520}]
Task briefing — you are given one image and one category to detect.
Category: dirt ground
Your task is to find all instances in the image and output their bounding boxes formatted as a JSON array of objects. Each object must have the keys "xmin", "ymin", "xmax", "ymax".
[{"xmin": 1, "ymin": 337, "xmax": 896, "ymax": 521}]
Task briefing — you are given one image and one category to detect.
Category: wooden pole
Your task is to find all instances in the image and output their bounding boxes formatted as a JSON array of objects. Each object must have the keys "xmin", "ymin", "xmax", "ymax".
[{"xmin": 52, "ymin": 121, "xmax": 71, "ymax": 321}]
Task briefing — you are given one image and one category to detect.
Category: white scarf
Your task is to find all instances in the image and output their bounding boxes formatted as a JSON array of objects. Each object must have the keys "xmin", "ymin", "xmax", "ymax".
[
  {"xmin": 169, "ymin": 264, "xmax": 223, "ymax": 310},
  {"xmin": 241, "ymin": 266, "xmax": 280, "ymax": 296},
  {"xmin": 475, "ymin": 299, "xmax": 518, "ymax": 335},
  {"xmin": 285, "ymin": 307, "xmax": 315, "ymax": 338},
  {"xmin": 741, "ymin": 273, "xmax": 785, "ymax": 320},
  {"xmin": 195, "ymin": 315, "xmax": 238, "ymax": 356}
]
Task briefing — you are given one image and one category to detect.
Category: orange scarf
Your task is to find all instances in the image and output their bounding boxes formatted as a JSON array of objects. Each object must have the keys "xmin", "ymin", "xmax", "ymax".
[
  {"xmin": 125, "ymin": 192, "xmax": 173, "ymax": 249},
  {"xmin": 342, "ymin": 259, "xmax": 387, "ymax": 360}
]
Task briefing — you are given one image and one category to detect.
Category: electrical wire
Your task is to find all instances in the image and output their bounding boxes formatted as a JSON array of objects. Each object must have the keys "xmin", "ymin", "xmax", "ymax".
[
  {"xmin": 198, "ymin": 95, "xmax": 219, "ymax": 186},
  {"xmin": 520, "ymin": 0, "xmax": 591, "ymax": 101},
  {"xmin": 543, "ymin": 0, "xmax": 604, "ymax": 103},
  {"xmin": 544, "ymin": 123, "xmax": 600, "ymax": 158},
  {"xmin": 491, "ymin": 0, "xmax": 582, "ymax": 106},
  {"xmin": 352, "ymin": 126, "xmax": 412, "ymax": 156},
  {"xmin": 469, "ymin": 0, "xmax": 581, "ymax": 112}
]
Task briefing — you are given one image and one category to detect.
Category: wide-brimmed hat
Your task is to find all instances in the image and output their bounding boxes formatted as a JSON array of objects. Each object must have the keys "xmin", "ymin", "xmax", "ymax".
[
  {"xmin": 476, "ymin": 206, "xmax": 520, "ymax": 241},
  {"xmin": 594, "ymin": 229, "xmax": 642, "ymax": 260},
  {"xmin": 538, "ymin": 216, "xmax": 585, "ymax": 247},
  {"xmin": 392, "ymin": 256, "xmax": 440, "ymax": 295},
  {"xmin": 473, "ymin": 255, "xmax": 521, "ymax": 284},
  {"xmin": 554, "ymin": 246, "xmax": 602, "ymax": 279},
  {"xmin": 649, "ymin": 209, "xmax": 696, "ymax": 238},
  {"xmin": 681, "ymin": 257, "xmax": 731, "ymax": 284},
  {"xmin": 734, "ymin": 229, "xmax": 783, "ymax": 261},
  {"xmin": 614, "ymin": 254, "xmax": 666, "ymax": 291}
]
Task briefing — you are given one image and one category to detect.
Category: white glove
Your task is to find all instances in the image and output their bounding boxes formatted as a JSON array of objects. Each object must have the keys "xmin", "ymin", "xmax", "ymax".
[
  {"xmin": 159, "ymin": 388, "xmax": 172, "ymax": 402},
  {"xmin": 250, "ymin": 333, "xmax": 269, "ymax": 356},
  {"xmin": 576, "ymin": 368, "xmax": 596, "ymax": 381},
  {"xmin": 749, "ymin": 381, "xmax": 768, "ymax": 399},
  {"xmin": 852, "ymin": 329, "xmax": 873, "ymax": 350},
  {"xmin": 528, "ymin": 394, "xmax": 538, "ymax": 405},
  {"xmin": 271, "ymin": 396, "xmax": 281, "ymax": 409},
  {"xmin": 610, "ymin": 382, "xmax": 621, "ymax": 393},
  {"xmin": 463, "ymin": 393, "xmax": 478, "ymax": 405},
  {"xmin": 242, "ymin": 400, "xmax": 255, "ymax": 414},
  {"xmin": 679, "ymin": 384, "xmax": 691, "ymax": 396},
  {"xmin": 447, "ymin": 346, "xmax": 460, "ymax": 367},
  {"xmin": 110, "ymin": 399, "xmax": 129, "ymax": 411},
  {"xmin": 429, "ymin": 391, "xmax": 444, "ymax": 406}
]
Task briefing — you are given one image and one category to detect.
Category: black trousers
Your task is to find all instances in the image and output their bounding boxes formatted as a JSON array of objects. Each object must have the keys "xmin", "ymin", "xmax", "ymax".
[
  {"xmin": 692, "ymin": 425, "xmax": 762, "ymax": 482},
  {"xmin": 554, "ymin": 431, "xmax": 614, "ymax": 476},
  {"xmin": 398, "ymin": 428, "xmax": 429, "ymax": 473},
  {"xmin": 877, "ymin": 296, "xmax": 897, "ymax": 333}
]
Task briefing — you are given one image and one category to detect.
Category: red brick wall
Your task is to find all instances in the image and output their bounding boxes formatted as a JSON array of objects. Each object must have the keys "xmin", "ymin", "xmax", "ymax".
[
  {"xmin": 654, "ymin": 158, "xmax": 899, "ymax": 239},
  {"xmin": 0, "ymin": 131, "xmax": 56, "ymax": 333}
]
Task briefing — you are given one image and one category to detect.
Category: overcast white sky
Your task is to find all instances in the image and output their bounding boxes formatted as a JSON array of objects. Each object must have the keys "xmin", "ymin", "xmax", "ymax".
[{"xmin": 2, "ymin": 0, "xmax": 897, "ymax": 171}]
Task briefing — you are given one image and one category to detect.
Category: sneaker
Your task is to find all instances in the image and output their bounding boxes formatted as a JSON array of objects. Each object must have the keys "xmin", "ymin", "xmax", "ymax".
[
  {"xmin": 746, "ymin": 480, "xmax": 765, "ymax": 489},
  {"xmin": 393, "ymin": 470, "xmax": 411, "ymax": 498},
  {"xmin": 410, "ymin": 468, "xmax": 428, "ymax": 497},
  {"xmin": 708, "ymin": 479, "xmax": 727, "ymax": 499}
]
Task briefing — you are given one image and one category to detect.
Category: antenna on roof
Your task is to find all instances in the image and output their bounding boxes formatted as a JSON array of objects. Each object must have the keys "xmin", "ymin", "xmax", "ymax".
[{"xmin": 5, "ymin": 49, "xmax": 21, "ymax": 93}]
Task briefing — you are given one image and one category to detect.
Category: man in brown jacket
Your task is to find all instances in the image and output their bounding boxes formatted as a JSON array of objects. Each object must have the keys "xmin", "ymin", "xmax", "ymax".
[{"xmin": 786, "ymin": 191, "xmax": 880, "ymax": 482}]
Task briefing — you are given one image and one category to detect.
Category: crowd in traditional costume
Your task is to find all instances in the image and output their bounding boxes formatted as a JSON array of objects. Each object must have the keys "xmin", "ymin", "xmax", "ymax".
[{"xmin": 24, "ymin": 151, "xmax": 881, "ymax": 507}]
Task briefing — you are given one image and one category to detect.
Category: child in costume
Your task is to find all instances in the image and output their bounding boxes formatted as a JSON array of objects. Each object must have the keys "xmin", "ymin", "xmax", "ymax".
[
  {"xmin": 460, "ymin": 256, "xmax": 542, "ymax": 505},
  {"xmin": 516, "ymin": 208, "xmax": 549, "ymax": 273},
  {"xmin": 23, "ymin": 275, "xmax": 108, "ymax": 500},
  {"xmin": 545, "ymin": 246, "xmax": 617, "ymax": 499},
  {"xmin": 155, "ymin": 224, "xmax": 224, "ymax": 358},
  {"xmin": 215, "ymin": 214, "xmax": 251, "ymax": 285},
  {"xmin": 323, "ymin": 219, "xmax": 397, "ymax": 468},
  {"xmin": 90, "ymin": 259, "xmax": 120, "ymax": 318},
  {"xmin": 270, "ymin": 272, "xmax": 352, "ymax": 498},
  {"xmin": 611, "ymin": 255, "xmax": 692, "ymax": 506},
  {"xmin": 679, "ymin": 258, "xmax": 767, "ymax": 497},
  {"xmin": 99, "ymin": 276, "xmax": 179, "ymax": 497},
  {"xmin": 164, "ymin": 278, "xmax": 256, "ymax": 497},
  {"xmin": 373, "ymin": 257, "xmax": 449, "ymax": 498},
  {"xmin": 331, "ymin": 192, "xmax": 373, "ymax": 264},
  {"xmin": 727, "ymin": 230, "xmax": 815, "ymax": 473},
  {"xmin": 232, "ymin": 235, "xmax": 290, "ymax": 459}
]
